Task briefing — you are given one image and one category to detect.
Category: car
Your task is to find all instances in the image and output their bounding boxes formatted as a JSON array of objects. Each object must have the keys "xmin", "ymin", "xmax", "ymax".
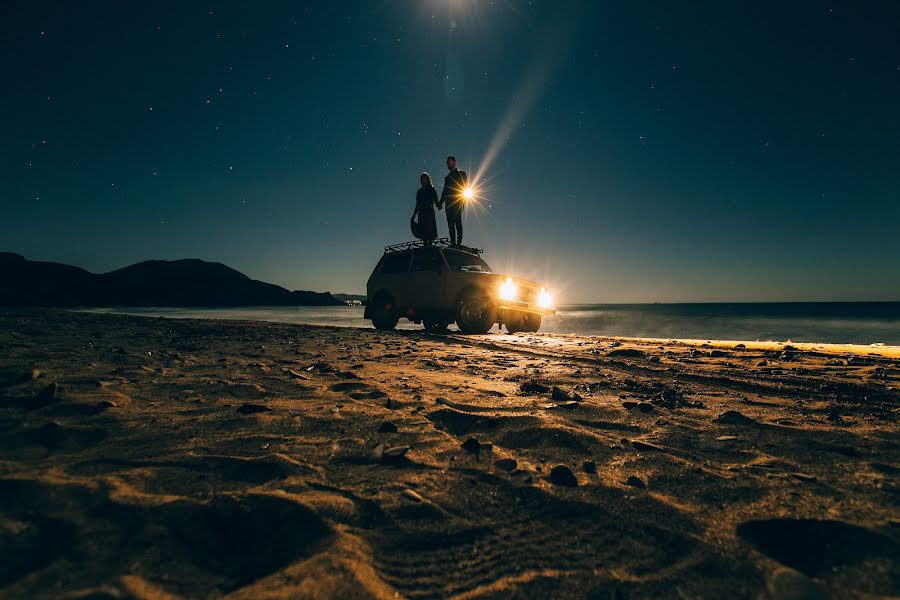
[{"xmin": 364, "ymin": 239, "xmax": 556, "ymax": 334}]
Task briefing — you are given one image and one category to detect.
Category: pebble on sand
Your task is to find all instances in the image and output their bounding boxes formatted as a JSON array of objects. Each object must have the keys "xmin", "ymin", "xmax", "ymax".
[
  {"xmin": 625, "ymin": 475, "xmax": 646, "ymax": 488},
  {"xmin": 378, "ymin": 421, "xmax": 398, "ymax": 433},
  {"xmin": 582, "ymin": 460, "xmax": 597, "ymax": 474},
  {"xmin": 549, "ymin": 465, "xmax": 578, "ymax": 487},
  {"xmin": 461, "ymin": 437, "xmax": 481, "ymax": 453}
]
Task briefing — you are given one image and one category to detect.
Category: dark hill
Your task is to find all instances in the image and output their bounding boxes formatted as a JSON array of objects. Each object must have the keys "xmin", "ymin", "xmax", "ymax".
[{"xmin": 0, "ymin": 253, "xmax": 341, "ymax": 307}]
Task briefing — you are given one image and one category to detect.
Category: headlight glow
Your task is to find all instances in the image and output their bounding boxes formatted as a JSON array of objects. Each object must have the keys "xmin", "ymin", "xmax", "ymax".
[
  {"xmin": 499, "ymin": 277, "xmax": 518, "ymax": 301},
  {"xmin": 537, "ymin": 288, "xmax": 554, "ymax": 308}
]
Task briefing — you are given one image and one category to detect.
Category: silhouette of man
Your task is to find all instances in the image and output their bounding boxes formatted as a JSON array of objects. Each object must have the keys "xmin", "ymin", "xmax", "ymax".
[{"xmin": 438, "ymin": 155, "xmax": 468, "ymax": 245}]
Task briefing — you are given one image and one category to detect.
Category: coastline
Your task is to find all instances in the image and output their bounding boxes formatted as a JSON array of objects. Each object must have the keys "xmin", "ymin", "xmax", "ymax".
[{"xmin": 1, "ymin": 309, "xmax": 897, "ymax": 597}]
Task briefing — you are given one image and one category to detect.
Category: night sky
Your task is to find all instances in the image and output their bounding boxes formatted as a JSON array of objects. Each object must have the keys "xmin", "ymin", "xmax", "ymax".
[{"xmin": 3, "ymin": 1, "xmax": 899, "ymax": 303}]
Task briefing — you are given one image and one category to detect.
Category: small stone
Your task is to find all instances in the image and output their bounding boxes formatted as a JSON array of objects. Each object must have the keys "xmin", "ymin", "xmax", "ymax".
[
  {"xmin": 494, "ymin": 458, "xmax": 517, "ymax": 472},
  {"xmin": 637, "ymin": 402, "xmax": 654, "ymax": 413},
  {"xmin": 236, "ymin": 403, "xmax": 271, "ymax": 415},
  {"xmin": 582, "ymin": 460, "xmax": 597, "ymax": 474},
  {"xmin": 648, "ymin": 356, "xmax": 661, "ymax": 363},
  {"xmin": 716, "ymin": 435, "xmax": 738, "ymax": 441},
  {"xmin": 791, "ymin": 473, "xmax": 817, "ymax": 483},
  {"xmin": 549, "ymin": 465, "xmax": 578, "ymax": 487},
  {"xmin": 378, "ymin": 421, "xmax": 398, "ymax": 433},
  {"xmin": 401, "ymin": 489, "xmax": 424, "ymax": 503},
  {"xmin": 622, "ymin": 401, "xmax": 638, "ymax": 409},
  {"xmin": 461, "ymin": 437, "xmax": 481, "ymax": 453},
  {"xmin": 709, "ymin": 350, "xmax": 728, "ymax": 357},
  {"xmin": 756, "ymin": 360, "xmax": 768, "ymax": 367},
  {"xmin": 625, "ymin": 475, "xmax": 645, "ymax": 488}
]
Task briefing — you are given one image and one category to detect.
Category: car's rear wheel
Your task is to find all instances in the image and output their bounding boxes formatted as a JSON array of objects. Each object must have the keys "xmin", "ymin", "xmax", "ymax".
[
  {"xmin": 370, "ymin": 295, "xmax": 398, "ymax": 331},
  {"xmin": 456, "ymin": 291, "xmax": 496, "ymax": 334}
]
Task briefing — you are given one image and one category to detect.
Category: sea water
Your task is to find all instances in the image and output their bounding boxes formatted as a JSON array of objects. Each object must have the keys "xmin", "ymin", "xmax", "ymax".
[{"xmin": 84, "ymin": 302, "xmax": 900, "ymax": 345}]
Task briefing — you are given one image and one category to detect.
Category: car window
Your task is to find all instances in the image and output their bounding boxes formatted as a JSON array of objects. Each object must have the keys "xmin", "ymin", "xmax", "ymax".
[
  {"xmin": 379, "ymin": 252, "xmax": 410, "ymax": 274},
  {"xmin": 443, "ymin": 249, "xmax": 492, "ymax": 272},
  {"xmin": 412, "ymin": 248, "xmax": 442, "ymax": 272}
]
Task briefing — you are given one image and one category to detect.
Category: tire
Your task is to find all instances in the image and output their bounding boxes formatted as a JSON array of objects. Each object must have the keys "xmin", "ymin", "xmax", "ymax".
[
  {"xmin": 523, "ymin": 313, "xmax": 542, "ymax": 333},
  {"xmin": 505, "ymin": 313, "xmax": 541, "ymax": 334},
  {"xmin": 423, "ymin": 319, "xmax": 449, "ymax": 334},
  {"xmin": 370, "ymin": 295, "xmax": 398, "ymax": 331},
  {"xmin": 456, "ymin": 291, "xmax": 496, "ymax": 334}
]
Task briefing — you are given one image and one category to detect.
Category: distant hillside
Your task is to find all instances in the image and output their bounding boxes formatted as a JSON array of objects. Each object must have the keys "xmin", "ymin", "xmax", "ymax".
[{"xmin": 0, "ymin": 253, "xmax": 342, "ymax": 307}]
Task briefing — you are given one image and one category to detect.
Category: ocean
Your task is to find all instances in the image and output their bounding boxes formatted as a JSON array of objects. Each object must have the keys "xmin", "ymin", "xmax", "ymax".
[{"xmin": 84, "ymin": 302, "xmax": 900, "ymax": 346}]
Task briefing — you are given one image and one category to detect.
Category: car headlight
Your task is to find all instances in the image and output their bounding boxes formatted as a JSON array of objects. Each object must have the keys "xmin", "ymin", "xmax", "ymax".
[
  {"xmin": 537, "ymin": 288, "xmax": 554, "ymax": 308},
  {"xmin": 498, "ymin": 277, "xmax": 518, "ymax": 301}
]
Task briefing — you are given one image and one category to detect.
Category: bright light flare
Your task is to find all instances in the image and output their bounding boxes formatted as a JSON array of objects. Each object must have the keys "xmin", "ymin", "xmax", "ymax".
[
  {"xmin": 498, "ymin": 277, "xmax": 518, "ymax": 301},
  {"xmin": 537, "ymin": 288, "xmax": 554, "ymax": 309},
  {"xmin": 462, "ymin": 186, "xmax": 475, "ymax": 201}
]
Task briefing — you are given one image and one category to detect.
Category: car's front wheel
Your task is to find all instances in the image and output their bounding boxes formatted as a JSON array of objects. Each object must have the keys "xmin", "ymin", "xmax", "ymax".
[
  {"xmin": 456, "ymin": 291, "xmax": 496, "ymax": 334},
  {"xmin": 505, "ymin": 313, "xmax": 541, "ymax": 334},
  {"xmin": 522, "ymin": 313, "xmax": 542, "ymax": 333},
  {"xmin": 370, "ymin": 295, "xmax": 399, "ymax": 331}
]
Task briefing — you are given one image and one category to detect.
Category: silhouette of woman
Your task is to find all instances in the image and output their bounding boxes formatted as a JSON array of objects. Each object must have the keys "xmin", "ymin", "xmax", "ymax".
[{"xmin": 411, "ymin": 172, "xmax": 438, "ymax": 242}]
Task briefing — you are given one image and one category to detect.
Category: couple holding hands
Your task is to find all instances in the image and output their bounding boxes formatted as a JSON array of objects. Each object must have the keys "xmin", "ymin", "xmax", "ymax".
[{"xmin": 411, "ymin": 155, "xmax": 469, "ymax": 246}]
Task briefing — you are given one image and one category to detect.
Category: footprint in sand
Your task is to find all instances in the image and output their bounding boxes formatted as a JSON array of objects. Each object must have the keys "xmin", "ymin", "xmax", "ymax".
[
  {"xmin": 737, "ymin": 518, "xmax": 899, "ymax": 595},
  {"xmin": 0, "ymin": 478, "xmax": 334, "ymax": 596}
]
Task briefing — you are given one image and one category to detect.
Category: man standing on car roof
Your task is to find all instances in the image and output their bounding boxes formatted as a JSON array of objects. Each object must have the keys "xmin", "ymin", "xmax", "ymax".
[{"xmin": 438, "ymin": 155, "xmax": 468, "ymax": 246}]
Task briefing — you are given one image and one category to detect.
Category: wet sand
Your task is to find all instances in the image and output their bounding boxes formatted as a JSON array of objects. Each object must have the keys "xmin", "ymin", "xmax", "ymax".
[{"xmin": 1, "ymin": 310, "xmax": 898, "ymax": 598}]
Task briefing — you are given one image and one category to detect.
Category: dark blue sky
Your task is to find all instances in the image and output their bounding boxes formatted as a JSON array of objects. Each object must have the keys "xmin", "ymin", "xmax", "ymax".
[{"xmin": 2, "ymin": 1, "xmax": 898, "ymax": 302}]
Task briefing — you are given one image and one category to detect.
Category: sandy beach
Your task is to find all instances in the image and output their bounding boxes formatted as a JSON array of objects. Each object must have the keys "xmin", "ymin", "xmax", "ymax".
[{"xmin": 1, "ymin": 309, "xmax": 897, "ymax": 599}]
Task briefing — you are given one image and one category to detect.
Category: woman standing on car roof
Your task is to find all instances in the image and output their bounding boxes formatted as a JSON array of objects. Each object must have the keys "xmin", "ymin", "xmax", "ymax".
[{"xmin": 411, "ymin": 172, "xmax": 438, "ymax": 242}]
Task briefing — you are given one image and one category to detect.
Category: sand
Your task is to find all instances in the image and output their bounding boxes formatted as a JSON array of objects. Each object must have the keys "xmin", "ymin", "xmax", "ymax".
[{"xmin": 0, "ymin": 309, "xmax": 897, "ymax": 599}]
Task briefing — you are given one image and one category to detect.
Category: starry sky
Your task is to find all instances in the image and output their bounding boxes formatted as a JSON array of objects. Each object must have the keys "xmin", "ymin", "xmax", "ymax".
[{"xmin": 2, "ymin": 1, "xmax": 899, "ymax": 303}]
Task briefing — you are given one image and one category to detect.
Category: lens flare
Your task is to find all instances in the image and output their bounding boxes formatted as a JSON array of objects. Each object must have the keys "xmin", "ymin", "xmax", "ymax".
[{"xmin": 462, "ymin": 187, "xmax": 475, "ymax": 201}]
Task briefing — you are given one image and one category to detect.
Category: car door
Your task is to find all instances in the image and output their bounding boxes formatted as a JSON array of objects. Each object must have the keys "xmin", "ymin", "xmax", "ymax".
[
  {"xmin": 376, "ymin": 251, "xmax": 412, "ymax": 308},
  {"xmin": 409, "ymin": 247, "xmax": 444, "ymax": 310}
]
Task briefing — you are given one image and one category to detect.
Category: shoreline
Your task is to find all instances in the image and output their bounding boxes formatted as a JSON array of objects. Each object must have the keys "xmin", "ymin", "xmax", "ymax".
[
  {"xmin": 1, "ymin": 309, "xmax": 898, "ymax": 597},
  {"xmin": 76, "ymin": 307, "xmax": 900, "ymax": 357}
]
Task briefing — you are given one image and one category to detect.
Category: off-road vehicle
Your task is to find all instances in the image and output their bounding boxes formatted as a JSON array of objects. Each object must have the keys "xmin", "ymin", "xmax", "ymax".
[{"xmin": 364, "ymin": 239, "xmax": 556, "ymax": 334}]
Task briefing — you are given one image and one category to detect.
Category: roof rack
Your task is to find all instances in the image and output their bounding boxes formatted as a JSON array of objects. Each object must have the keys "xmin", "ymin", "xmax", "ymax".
[{"xmin": 383, "ymin": 239, "xmax": 483, "ymax": 255}]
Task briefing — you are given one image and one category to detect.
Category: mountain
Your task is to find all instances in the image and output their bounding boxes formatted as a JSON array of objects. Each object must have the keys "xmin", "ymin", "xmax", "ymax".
[{"xmin": 0, "ymin": 253, "xmax": 342, "ymax": 307}]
